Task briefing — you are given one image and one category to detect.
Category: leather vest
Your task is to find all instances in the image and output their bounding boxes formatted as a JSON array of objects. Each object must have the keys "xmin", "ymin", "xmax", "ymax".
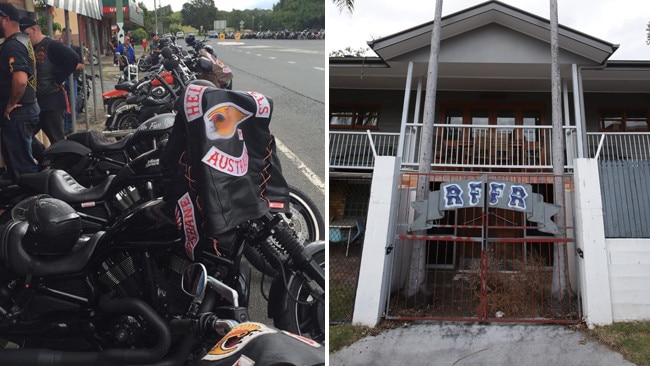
[
  {"xmin": 0, "ymin": 33, "xmax": 37, "ymax": 105},
  {"xmin": 164, "ymin": 86, "xmax": 289, "ymax": 260},
  {"xmin": 33, "ymin": 37, "xmax": 60, "ymax": 97}
]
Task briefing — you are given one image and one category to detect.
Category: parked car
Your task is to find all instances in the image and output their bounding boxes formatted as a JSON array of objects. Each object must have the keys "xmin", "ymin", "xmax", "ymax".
[
  {"xmin": 162, "ymin": 33, "xmax": 172, "ymax": 38},
  {"xmin": 176, "ymin": 31, "xmax": 184, "ymax": 37},
  {"xmin": 208, "ymin": 30, "xmax": 218, "ymax": 38}
]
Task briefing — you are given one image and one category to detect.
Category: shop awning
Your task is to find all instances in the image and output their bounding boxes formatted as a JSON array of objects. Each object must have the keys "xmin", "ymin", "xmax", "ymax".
[{"xmin": 44, "ymin": 0, "xmax": 103, "ymax": 20}]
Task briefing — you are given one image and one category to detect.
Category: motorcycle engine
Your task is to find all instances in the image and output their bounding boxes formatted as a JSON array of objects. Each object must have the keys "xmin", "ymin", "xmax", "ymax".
[
  {"xmin": 113, "ymin": 186, "xmax": 142, "ymax": 211},
  {"xmin": 151, "ymin": 85, "xmax": 167, "ymax": 98}
]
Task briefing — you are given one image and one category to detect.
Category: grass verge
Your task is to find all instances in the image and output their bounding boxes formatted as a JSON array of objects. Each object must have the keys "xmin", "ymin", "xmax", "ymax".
[
  {"xmin": 588, "ymin": 321, "xmax": 650, "ymax": 366},
  {"xmin": 329, "ymin": 321, "xmax": 401, "ymax": 353}
]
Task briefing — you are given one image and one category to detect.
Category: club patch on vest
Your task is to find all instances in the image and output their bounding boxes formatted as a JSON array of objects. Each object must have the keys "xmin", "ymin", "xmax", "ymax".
[
  {"xmin": 247, "ymin": 91, "xmax": 271, "ymax": 118},
  {"xmin": 202, "ymin": 143, "xmax": 249, "ymax": 177},
  {"xmin": 204, "ymin": 102, "xmax": 252, "ymax": 140},
  {"xmin": 202, "ymin": 323, "xmax": 277, "ymax": 361},
  {"xmin": 177, "ymin": 193, "xmax": 199, "ymax": 260},
  {"xmin": 184, "ymin": 84, "xmax": 207, "ymax": 121}
]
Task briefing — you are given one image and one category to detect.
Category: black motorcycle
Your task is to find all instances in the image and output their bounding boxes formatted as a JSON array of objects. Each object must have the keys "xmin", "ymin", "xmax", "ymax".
[
  {"xmin": 6, "ymin": 144, "xmax": 324, "ymax": 248},
  {"xmin": 106, "ymin": 60, "xmax": 187, "ymax": 131},
  {"xmin": 42, "ymin": 113, "xmax": 175, "ymax": 187},
  {"xmin": 0, "ymin": 197, "xmax": 324, "ymax": 364}
]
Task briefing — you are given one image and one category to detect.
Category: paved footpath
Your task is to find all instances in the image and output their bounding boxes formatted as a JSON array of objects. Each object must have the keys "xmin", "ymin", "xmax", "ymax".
[{"xmin": 330, "ymin": 322, "xmax": 635, "ymax": 366}]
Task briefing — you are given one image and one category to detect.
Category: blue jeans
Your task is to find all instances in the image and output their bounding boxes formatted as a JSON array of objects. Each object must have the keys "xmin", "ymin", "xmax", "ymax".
[{"xmin": 1, "ymin": 103, "xmax": 40, "ymax": 182}]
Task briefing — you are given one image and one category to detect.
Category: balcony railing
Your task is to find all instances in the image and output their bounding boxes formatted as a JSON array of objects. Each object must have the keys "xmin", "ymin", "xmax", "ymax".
[
  {"xmin": 586, "ymin": 132, "xmax": 650, "ymax": 160},
  {"xmin": 329, "ymin": 131, "xmax": 400, "ymax": 170},
  {"xmin": 331, "ymin": 124, "xmax": 581, "ymax": 170}
]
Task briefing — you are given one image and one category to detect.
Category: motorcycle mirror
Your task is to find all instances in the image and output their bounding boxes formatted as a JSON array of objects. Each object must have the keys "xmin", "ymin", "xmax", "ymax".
[{"xmin": 181, "ymin": 263, "xmax": 208, "ymax": 298}]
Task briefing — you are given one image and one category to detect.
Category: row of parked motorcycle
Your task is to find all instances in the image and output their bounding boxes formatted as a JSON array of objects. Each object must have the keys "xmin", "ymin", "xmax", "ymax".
[{"xmin": 0, "ymin": 35, "xmax": 326, "ymax": 364}]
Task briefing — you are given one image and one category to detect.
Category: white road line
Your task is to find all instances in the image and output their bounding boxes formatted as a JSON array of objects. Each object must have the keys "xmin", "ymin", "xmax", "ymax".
[
  {"xmin": 313, "ymin": 67, "xmax": 324, "ymax": 71},
  {"xmin": 288, "ymin": 61, "xmax": 296, "ymax": 64},
  {"xmin": 269, "ymin": 57, "xmax": 276, "ymax": 60},
  {"xmin": 275, "ymin": 138, "xmax": 325, "ymax": 194}
]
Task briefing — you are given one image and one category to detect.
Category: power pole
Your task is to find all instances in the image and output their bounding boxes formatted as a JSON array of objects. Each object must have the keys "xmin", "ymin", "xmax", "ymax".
[
  {"xmin": 408, "ymin": 0, "xmax": 443, "ymax": 298},
  {"xmin": 154, "ymin": 0, "xmax": 159, "ymax": 34},
  {"xmin": 549, "ymin": 0, "xmax": 569, "ymax": 300}
]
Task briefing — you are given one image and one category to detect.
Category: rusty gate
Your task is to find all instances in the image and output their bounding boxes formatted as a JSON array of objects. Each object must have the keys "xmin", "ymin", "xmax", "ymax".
[{"xmin": 386, "ymin": 172, "xmax": 580, "ymax": 323}]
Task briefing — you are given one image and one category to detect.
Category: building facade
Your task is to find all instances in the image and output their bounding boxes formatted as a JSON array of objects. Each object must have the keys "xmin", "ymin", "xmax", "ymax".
[{"xmin": 329, "ymin": 1, "xmax": 650, "ymax": 326}]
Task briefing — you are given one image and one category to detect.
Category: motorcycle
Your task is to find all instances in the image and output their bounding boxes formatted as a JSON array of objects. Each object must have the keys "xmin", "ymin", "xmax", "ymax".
[
  {"xmin": 42, "ymin": 113, "xmax": 175, "ymax": 187},
  {"xmin": 105, "ymin": 55, "xmax": 193, "ymax": 131},
  {"xmin": 0, "ymin": 197, "xmax": 325, "ymax": 364}
]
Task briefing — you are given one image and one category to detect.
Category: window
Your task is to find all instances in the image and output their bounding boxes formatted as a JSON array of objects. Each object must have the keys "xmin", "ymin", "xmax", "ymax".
[
  {"xmin": 330, "ymin": 105, "xmax": 380, "ymax": 129},
  {"xmin": 599, "ymin": 109, "xmax": 649, "ymax": 132}
]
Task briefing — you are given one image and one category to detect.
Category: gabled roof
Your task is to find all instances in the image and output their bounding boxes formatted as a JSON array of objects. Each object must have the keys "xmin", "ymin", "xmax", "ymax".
[{"xmin": 368, "ymin": 0, "xmax": 618, "ymax": 64}]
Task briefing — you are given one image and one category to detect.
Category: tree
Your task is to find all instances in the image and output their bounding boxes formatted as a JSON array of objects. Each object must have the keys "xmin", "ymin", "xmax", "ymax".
[
  {"xmin": 329, "ymin": 46, "xmax": 368, "ymax": 57},
  {"xmin": 272, "ymin": 0, "xmax": 324, "ymax": 31},
  {"xmin": 181, "ymin": 0, "xmax": 218, "ymax": 32},
  {"xmin": 646, "ymin": 21, "xmax": 650, "ymax": 45},
  {"xmin": 332, "ymin": 0, "xmax": 354, "ymax": 13}
]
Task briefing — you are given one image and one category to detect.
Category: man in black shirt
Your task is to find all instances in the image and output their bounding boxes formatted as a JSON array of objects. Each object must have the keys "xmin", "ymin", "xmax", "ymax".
[
  {"xmin": 20, "ymin": 17, "xmax": 79, "ymax": 162},
  {"xmin": 59, "ymin": 28, "xmax": 84, "ymax": 134},
  {"xmin": 0, "ymin": 3, "xmax": 39, "ymax": 181}
]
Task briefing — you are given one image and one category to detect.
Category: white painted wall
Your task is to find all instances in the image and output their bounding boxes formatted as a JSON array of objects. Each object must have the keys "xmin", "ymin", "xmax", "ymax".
[
  {"xmin": 607, "ymin": 238, "xmax": 650, "ymax": 322},
  {"xmin": 352, "ymin": 156, "xmax": 401, "ymax": 326},
  {"xmin": 573, "ymin": 158, "xmax": 613, "ymax": 327}
]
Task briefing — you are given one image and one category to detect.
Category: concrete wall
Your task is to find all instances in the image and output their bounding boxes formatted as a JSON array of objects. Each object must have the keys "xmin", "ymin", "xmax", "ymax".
[
  {"xmin": 573, "ymin": 158, "xmax": 613, "ymax": 327},
  {"xmin": 351, "ymin": 157, "xmax": 401, "ymax": 326},
  {"xmin": 607, "ymin": 238, "xmax": 650, "ymax": 321}
]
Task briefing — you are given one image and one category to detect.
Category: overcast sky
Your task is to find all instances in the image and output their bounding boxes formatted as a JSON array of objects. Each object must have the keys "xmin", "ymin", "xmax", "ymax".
[
  {"xmin": 326, "ymin": 0, "xmax": 650, "ymax": 60},
  {"xmin": 140, "ymin": 0, "xmax": 276, "ymax": 13}
]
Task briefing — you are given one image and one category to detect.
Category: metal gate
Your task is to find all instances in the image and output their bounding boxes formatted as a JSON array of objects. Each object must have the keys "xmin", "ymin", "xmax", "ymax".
[{"xmin": 386, "ymin": 172, "xmax": 580, "ymax": 323}]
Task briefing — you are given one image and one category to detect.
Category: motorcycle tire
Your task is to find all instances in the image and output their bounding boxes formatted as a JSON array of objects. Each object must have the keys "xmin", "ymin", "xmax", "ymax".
[
  {"xmin": 107, "ymin": 97, "xmax": 126, "ymax": 116},
  {"xmin": 244, "ymin": 186, "xmax": 324, "ymax": 277},
  {"xmin": 76, "ymin": 92, "xmax": 85, "ymax": 113},
  {"xmin": 138, "ymin": 59, "xmax": 152, "ymax": 72},
  {"xmin": 273, "ymin": 248, "xmax": 325, "ymax": 343},
  {"xmin": 116, "ymin": 111, "xmax": 141, "ymax": 130}
]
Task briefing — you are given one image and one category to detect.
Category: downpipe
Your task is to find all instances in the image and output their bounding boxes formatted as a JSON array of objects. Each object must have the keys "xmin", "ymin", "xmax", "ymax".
[{"xmin": 0, "ymin": 295, "xmax": 172, "ymax": 366}]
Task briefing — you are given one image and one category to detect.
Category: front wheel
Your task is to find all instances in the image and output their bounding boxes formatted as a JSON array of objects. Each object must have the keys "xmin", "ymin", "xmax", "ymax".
[
  {"xmin": 116, "ymin": 111, "xmax": 141, "ymax": 130},
  {"xmin": 273, "ymin": 248, "xmax": 325, "ymax": 343}
]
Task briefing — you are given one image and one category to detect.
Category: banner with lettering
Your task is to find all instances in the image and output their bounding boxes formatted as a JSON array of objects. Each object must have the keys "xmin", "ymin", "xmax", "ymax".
[{"xmin": 411, "ymin": 179, "xmax": 560, "ymax": 234}]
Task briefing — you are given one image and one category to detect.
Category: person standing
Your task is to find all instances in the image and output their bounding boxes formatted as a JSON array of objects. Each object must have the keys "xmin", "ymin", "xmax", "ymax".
[
  {"xmin": 19, "ymin": 17, "xmax": 79, "ymax": 162},
  {"xmin": 59, "ymin": 28, "xmax": 84, "ymax": 135},
  {"xmin": 141, "ymin": 34, "xmax": 148, "ymax": 54},
  {"xmin": 115, "ymin": 34, "xmax": 135, "ymax": 70},
  {"xmin": 0, "ymin": 3, "xmax": 39, "ymax": 182},
  {"xmin": 109, "ymin": 31, "xmax": 118, "ymax": 66}
]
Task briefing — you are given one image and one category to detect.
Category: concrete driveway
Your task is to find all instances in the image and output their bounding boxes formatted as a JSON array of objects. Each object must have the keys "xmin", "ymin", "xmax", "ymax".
[{"xmin": 330, "ymin": 322, "xmax": 635, "ymax": 366}]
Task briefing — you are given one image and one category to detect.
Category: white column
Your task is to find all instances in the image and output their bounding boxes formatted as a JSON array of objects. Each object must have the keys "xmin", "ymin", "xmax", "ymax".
[
  {"xmin": 573, "ymin": 158, "xmax": 613, "ymax": 327},
  {"xmin": 352, "ymin": 156, "xmax": 401, "ymax": 326}
]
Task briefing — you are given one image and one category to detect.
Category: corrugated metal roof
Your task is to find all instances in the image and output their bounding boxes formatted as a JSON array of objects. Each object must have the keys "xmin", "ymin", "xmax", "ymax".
[{"xmin": 44, "ymin": 0, "xmax": 102, "ymax": 20}]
